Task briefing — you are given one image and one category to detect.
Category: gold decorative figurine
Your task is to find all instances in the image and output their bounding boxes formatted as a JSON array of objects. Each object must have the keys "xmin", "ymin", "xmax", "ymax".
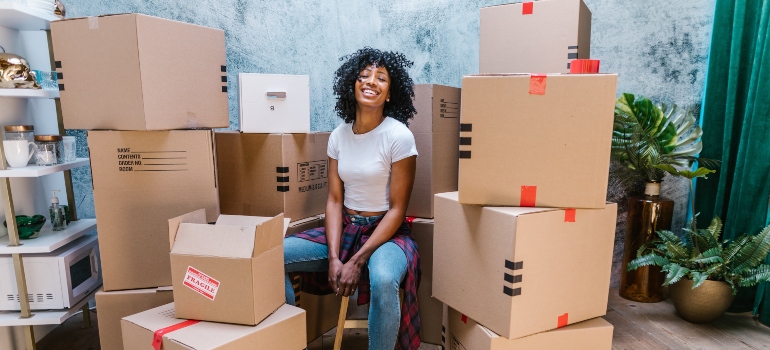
[
  {"xmin": 0, "ymin": 47, "xmax": 40, "ymax": 89},
  {"xmin": 54, "ymin": 0, "xmax": 66, "ymax": 18}
]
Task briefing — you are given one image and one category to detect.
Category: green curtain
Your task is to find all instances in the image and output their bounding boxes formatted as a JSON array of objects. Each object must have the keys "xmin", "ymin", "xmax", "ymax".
[{"xmin": 694, "ymin": 0, "xmax": 770, "ymax": 323}]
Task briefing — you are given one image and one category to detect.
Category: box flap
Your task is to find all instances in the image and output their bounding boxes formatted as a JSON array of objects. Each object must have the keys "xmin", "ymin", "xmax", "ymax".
[
  {"xmin": 215, "ymin": 214, "xmax": 274, "ymax": 227},
  {"xmin": 122, "ymin": 302, "xmax": 180, "ymax": 333},
  {"xmin": 169, "ymin": 209, "xmax": 208, "ymax": 249},
  {"xmin": 253, "ymin": 214, "xmax": 286, "ymax": 257},
  {"xmin": 171, "ymin": 223, "xmax": 256, "ymax": 258}
]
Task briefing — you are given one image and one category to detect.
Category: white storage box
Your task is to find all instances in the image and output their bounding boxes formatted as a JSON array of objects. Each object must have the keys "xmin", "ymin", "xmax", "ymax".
[{"xmin": 238, "ymin": 73, "xmax": 310, "ymax": 133}]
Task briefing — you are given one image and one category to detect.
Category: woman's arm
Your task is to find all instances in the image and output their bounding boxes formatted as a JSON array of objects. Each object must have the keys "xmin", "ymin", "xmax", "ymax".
[
  {"xmin": 337, "ymin": 155, "xmax": 417, "ymax": 296},
  {"xmin": 325, "ymin": 158, "xmax": 345, "ymax": 294}
]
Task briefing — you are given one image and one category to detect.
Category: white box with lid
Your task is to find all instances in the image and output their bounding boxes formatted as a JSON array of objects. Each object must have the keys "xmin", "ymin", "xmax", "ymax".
[{"xmin": 238, "ymin": 73, "xmax": 310, "ymax": 133}]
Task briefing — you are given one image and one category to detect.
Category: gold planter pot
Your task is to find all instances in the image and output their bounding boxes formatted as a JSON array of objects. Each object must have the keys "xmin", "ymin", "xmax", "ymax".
[{"xmin": 669, "ymin": 278, "xmax": 736, "ymax": 323}]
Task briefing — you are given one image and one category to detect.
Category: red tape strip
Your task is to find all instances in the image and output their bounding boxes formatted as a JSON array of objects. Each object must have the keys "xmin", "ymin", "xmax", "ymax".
[
  {"xmin": 152, "ymin": 320, "xmax": 200, "ymax": 350},
  {"xmin": 569, "ymin": 59, "xmax": 601, "ymax": 74},
  {"xmin": 461, "ymin": 314, "xmax": 468, "ymax": 324},
  {"xmin": 557, "ymin": 313, "xmax": 569, "ymax": 328},
  {"xmin": 520, "ymin": 186, "xmax": 537, "ymax": 207},
  {"xmin": 564, "ymin": 209, "xmax": 576, "ymax": 222},
  {"xmin": 522, "ymin": 2, "xmax": 533, "ymax": 14},
  {"xmin": 529, "ymin": 75, "xmax": 547, "ymax": 95}
]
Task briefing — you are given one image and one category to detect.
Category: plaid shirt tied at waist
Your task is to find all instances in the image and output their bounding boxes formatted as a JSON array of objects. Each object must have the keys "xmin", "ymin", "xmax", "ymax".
[{"xmin": 289, "ymin": 213, "xmax": 422, "ymax": 350}]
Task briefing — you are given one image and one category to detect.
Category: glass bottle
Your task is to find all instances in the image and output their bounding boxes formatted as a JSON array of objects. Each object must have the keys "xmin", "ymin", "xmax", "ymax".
[
  {"xmin": 34, "ymin": 135, "xmax": 63, "ymax": 166},
  {"xmin": 619, "ymin": 181, "xmax": 674, "ymax": 303}
]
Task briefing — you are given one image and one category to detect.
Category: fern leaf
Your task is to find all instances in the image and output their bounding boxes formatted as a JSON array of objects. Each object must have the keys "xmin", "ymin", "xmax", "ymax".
[
  {"xmin": 733, "ymin": 224, "xmax": 770, "ymax": 273},
  {"xmin": 724, "ymin": 235, "xmax": 752, "ymax": 263},
  {"xmin": 627, "ymin": 254, "xmax": 669, "ymax": 271},
  {"xmin": 690, "ymin": 271, "xmax": 710, "ymax": 289},
  {"xmin": 692, "ymin": 247, "xmax": 724, "ymax": 265},
  {"xmin": 666, "ymin": 241, "xmax": 689, "ymax": 260},
  {"xmin": 738, "ymin": 265, "xmax": 770, "ymax": 287},
  {"xmin": 707, "ymin": 217, "xmax": 723, "ymax": 241},
  {"xmin": 657, "ymin": 230, "xmax": 682, "ymax": 244},
  {"xmin": 663, "ymin": 264, "xmax": 690, "ymax": 285}
]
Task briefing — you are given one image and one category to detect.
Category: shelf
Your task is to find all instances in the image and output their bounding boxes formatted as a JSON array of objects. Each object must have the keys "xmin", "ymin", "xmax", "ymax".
[
  {"xmin": 0, "ymin": 89, "xmax": 59, "ymax": 99},
  {"xmin": 0, "ymin": 2, "xmax": 59, "ymax": 31},
  {"xmin": 0, "ymin": 287, "xmax": 97, "ymax": 326},
  {"xmin": 0, "ymin": 158, "xmax": 89, "ymax": 178},
  {"xmin": 0, "ymin": 219, "xmax": 96, "ymax": 254}
]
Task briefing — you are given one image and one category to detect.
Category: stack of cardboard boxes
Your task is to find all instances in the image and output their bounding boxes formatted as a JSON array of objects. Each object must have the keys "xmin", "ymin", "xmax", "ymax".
[
  {"xmin": 434, "ymin": 0, "xmax": 618, "ymax": 349},
  {"xmin": 50, "ymin": 14, "xmax": 309, "ymax": 349}
]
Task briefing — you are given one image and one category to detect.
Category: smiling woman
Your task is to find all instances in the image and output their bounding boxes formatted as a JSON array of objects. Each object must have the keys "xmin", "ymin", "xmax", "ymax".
[{"xmin": 283, "ymin": 47, "xmax": 422, "ymax": 350}]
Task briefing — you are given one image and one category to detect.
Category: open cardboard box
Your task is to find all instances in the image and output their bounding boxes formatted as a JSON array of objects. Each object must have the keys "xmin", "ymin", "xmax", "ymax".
[{"xmin": 168, "ymin": 209, "xmax": 289, "ymax": 326}]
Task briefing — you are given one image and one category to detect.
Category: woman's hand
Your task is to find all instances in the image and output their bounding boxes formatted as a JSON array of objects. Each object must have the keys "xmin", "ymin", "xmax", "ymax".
[
  {"xmin": 338, "ymin": 259, "xmax": 364, "ymax": 296},
  {"xmin": 328, "ymin": 258, "xmax": 344, "ymax": 295}
]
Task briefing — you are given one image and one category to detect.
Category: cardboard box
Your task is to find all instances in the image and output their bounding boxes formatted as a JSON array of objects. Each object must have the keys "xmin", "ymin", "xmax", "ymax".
[
  {"xmin": 458, "ymin": 74, "xmax": 617, "ymax": 208},
  {"xmin": 239, "ymin": 74, "xmax": 310, "ymax": 133},
  {"xmin": 88, "ymin": 130, "xmax": 220, "ymax": 291},
  {"xmin": 95, "ymin": 287, "xmax": 174, "ymax": 350},
  {"xmin": 121, "ymin": 303, "xmax": 306, "ymax": 350},
  {"xmin": 51, "ymin": 14, "xmax": 228, "ymax": 130},
  {"xmin": 433, "ymin": 192, "xmax": 617, "ymax": 339},
  {"xmin": 410, "ymin": 218, "xmax": 444, "ymax": 344},
  {"xmin": 480, "ymin": 0, "xmax": 591, "ymax": 74},
  {"xmin": 408, "ymin": 84, "xmax": 461, "ymax": 219},
  {"xmin": 285, "ymin": 214, "xmax": 342, "ymax": 343},
  {"xmin": 168, "ymin": 209, "xmax": 287, "ymax": 326},
  {"xmin": 448, "ymin": 308, "xmax": 613, "ymax": 350},
  {"xmin": 216, "ymin": 132, "xmax": 330, "ymax": 222}
]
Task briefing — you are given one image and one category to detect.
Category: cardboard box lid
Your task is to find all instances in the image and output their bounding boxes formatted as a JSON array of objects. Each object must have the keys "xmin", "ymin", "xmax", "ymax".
[
  {"xmin": 122, "ymin": 303, "xmax": 305, "ymax": 348},
  {"xmin": 169, "ymin": 209, "xmax": 285, "ymax": 258}
]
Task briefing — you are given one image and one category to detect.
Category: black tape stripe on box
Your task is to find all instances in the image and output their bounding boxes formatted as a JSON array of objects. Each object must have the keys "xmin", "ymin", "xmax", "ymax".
[
  {"xmin": 568, "ymin": 53, "xmax": 579, "ymax": 59},
  {"xmin": 58, "ymin": 84, "xmax": 64, "ymax": 91},
  {"xmin": 277, "ymin": 186, "xmax": 289, "ymax": 192},
  {"xmin": 277, "ymin": 176, "xmax": 289, "ymax": 183},
  {"xmin": 460, "ymin": 137, "xmax": 472, "ymax": 146},
  {"xmin": 459, "ymin": 150, "xmax": 471, "ymax": 159},
  {"xmin": 503, "ymin": 286, "xmax": 522, "ymax": 297},
  {"xmin": 567, "ymin": 62, "xmax": 571, "ymax": 69},
  {"xmin": 56, "ymin": 72, "xmax": 63, "ymax": 79},
  {"xmin": 221, "ymin": 75, "xmax": 228, "ymax": 82},
  {"xmin": 460, "ymin": 123, "xmax": 472, "ymax": 132},
  {"xmin": 55, "ymin": 61, "xmax": 62, "ymax": 69},
  {"xmin": 505, "ymin": 260, "xmax": 524, "ymax": 270},
  {"xmin": 504, "ymin": 273, "xmax": 523, "ymax": 283},
  {"xmin": 221, "ymin": 65, "xmax": 227, "ymax": 72},
  {"xmin": 276, "ymin": 166, "xmax": 290, "ymax": 173},
  {"xmin": 222, "ymin": 86, "xmax": 228, "ymax": 92},
  {"xmin": 568, "ymin": 45, "xmax": 578, "ymax": 49}
]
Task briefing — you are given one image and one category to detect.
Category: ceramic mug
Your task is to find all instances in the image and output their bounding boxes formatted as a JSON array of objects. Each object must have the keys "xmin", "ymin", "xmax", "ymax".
[{"xmin": 3, "ymin": 140, "xmax": 35, "ymax": 168}]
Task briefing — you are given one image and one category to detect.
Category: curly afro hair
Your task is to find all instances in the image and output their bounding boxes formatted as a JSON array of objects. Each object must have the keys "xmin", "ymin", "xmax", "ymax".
[{"xmin": 333, "ymin": 47, "xmax": 416, "ymax": 126}]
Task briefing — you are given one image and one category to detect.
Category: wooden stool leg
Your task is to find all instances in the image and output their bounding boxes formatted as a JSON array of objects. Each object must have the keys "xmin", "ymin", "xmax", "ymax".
[{"xmin": 333, "ymin": 296, "xmax": 350, "ymax": 350}]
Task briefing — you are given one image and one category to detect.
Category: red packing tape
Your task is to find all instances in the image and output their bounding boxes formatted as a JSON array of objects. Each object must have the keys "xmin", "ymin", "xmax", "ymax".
[
  {"xmin": 520, "ymin": 186, "xmax": 537, "ymax": 207},
  {"xmin": 529, "ymin": 75, "xmax": 547, "ymax": 95},
  {"xmin": 406, "ymin": 216, "xmax": 416, "ymax": 230},
  {"xmin": 557, "ymin": 313, "xmax": 569, "ymax": 328},
  {"xmin": 522, "ymin": 2, "xmax": 533, "ymax": 14},
  {"xmin": 569, "ymin": 59, "xmax": 601, "ymax": 74},
  {"xmin": 461, "ymin": 314, "xmax": 468, "ymax": 324},
  {"xmin": 152, "ymin": 320, "xmax": 200, "ymax": 350},
  {"xmin": 564, "ymin": 209, "xmax": 576, "ymax": 222}
]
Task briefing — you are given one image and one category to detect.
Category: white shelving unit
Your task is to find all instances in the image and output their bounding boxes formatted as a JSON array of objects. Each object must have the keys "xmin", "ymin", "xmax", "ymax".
[
  {"xmin": 0, "ymin": 4, "xmax": 94, "ymax": 349},
  {"xmin": 0, "ymin": 89, "xmax": 59, "ymax": 99},
  {"xmin": 0, "ymin": 158, "xmax": 89, "ymax": 177},
  {"xmin": 0, "ymin": 219, "xmax": 96, "ymax": 254},
  {"xmin": 0, "ymin": 289, "xmax": 97, "ymax": 326}
]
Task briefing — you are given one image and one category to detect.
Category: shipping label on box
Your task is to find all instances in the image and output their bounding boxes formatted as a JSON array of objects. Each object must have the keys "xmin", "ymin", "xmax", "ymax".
[
  {"xmin": 121, "ymin": 303, "xmax": 306, "ymax": 350},
  {"xmin": 480, "ymin": 0, "xmax": 591, "ymax": 74},
  {"xmin": 51, "ymin": 14, "xmax": 228, "ymax": 130},
  {"xmin": 239, "ymin": 73, "xmax": 311, "ymax": 133},
  {"xmin": 168, "ymin": 209, "xmax": 287, "ymax": 326},
  {"xmin": 458, "ymin": 74, "xmax": 617, "ymax": 209},
  {"xmin": 448, "ymin": 308, "xmax": 613, "ymax": 350},
  {"xmin": 216, "ymin": 132, "xmax": 330, "ymax": 222},
  {"xmin": 96, "ymin": 287, "xmax": 174, "ymax": 350},
  {"xmin": 433, "ymin": 192, "xmax": 617, "ymax": 339},
  {"xmin": 88, "ymin": 130, "xmax": 220, "ymax": 291},
  {"xmin": 408, "ymin": 84, "xmax": 461, "ymax": 219}
]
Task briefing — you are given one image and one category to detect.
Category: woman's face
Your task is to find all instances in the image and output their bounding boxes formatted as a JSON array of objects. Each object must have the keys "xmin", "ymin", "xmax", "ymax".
[{"xmin": 354, "ymin": 64, "xmax": 390, "ymax": 110}]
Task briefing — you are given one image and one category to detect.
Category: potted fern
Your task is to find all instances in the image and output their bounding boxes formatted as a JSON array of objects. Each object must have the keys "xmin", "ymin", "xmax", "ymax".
[
  {"xmin": 612, "ymin": 93, "xmax": 717, "ymax": 303},
  {"xmin": 627, "ymin": 217, "xmax": 770, "ymax": 323}
]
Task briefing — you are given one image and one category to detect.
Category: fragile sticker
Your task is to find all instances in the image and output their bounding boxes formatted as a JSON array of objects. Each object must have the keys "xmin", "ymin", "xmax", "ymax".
[{"xmin": 183, "ymin": 266, "xmax": 220, "ymax": 301}]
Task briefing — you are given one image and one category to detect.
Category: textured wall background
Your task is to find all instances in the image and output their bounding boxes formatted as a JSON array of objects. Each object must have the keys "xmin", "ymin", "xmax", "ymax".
[{"xmin": 64, "ymin": 0, "xmax": 715, "ymax": 286}]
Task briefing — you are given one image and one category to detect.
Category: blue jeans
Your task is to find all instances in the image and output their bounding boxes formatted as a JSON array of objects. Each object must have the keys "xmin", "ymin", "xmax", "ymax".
[{"xmin": 284, "ymin": 216, "xmax": 407, "ymax": 350}]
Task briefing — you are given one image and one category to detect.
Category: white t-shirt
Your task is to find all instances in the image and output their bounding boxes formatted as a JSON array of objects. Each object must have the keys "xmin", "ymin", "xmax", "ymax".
[{"xmin": 327, "ymin": 117, "xmax": 418, "ymax": 212}]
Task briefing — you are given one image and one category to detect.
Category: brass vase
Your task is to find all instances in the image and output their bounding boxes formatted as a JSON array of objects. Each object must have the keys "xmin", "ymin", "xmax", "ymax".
[
  {"xmin": 669, "ymin": 278, "xmax": 735, "ymax": 323},
  {"xmin": 619, "ymin": 181, "xmax": 673, "ymax": 303}
]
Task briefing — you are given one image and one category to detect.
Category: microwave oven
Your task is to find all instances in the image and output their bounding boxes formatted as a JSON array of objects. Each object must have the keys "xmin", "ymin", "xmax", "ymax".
[{"xmin": 0, "ymin": 232, "xmax": 101, "ymax": 310}]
